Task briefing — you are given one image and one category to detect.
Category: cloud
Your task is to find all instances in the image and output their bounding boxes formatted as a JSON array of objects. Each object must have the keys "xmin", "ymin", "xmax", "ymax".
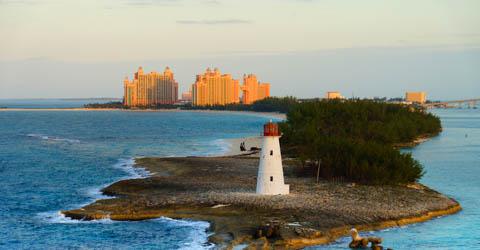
[
  {"xmin": 0, "ymin": 0, "xmax": 40, "ymax": 4},
  {"xmin": 176, "ymin": 19, "xmax": 252, "ymax": 25},
  {"xmin": 203, "ymin": 0, "xmax": 221, "ymax": 5},
  {"xmin": 123, "ymin": 0, "xmax": 181, "ymax": 6}
]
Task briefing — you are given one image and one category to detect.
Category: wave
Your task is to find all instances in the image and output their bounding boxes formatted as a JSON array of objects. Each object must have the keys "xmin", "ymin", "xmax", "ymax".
[
  {"xmin": 78, "ymin": 158, "xmax": 151, "ymax": 204},
  {"xmin": 112, "ymin": 157, "xmax": 151, "ymax": 180},
  {"xmin": 36, "ymin": 154, "xmax": 213, "ymax": 247},
  {"xmin": 26, "ymin": 133, "xmax": 80, "ymax": 143},
  {"xmin": 209, "ymin": 139, "xmax": 231, "ymax": 156},
  {"xmin": 153, "ymin": 217, "xmax": 214, "ymax": 249},
  {"xmin": 37, "ymin": 158, "xmax": 150, "ymax": 224},
  {"xmin": 36, "ymin": 211, "xmax": 115, "ymax": 224},
  {"xmin": 82, "ymin": 185, "xmax": 113, "ymax": 201}
]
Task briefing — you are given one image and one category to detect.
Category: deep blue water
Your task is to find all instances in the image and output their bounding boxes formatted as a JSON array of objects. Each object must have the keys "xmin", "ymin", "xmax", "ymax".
[
  {"xmin": 0, "ymin": 108, "xmax": 273, "ymax": 249},
  {"xmin": 1, "ymin": 101, "xmax": 479, "ymax": 249},
  {"xmin": 0, "ymin": 99, "xmax": 119, "ymax": 109}
]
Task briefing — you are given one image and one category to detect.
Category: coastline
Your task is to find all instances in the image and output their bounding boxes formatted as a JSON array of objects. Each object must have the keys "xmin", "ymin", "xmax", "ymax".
[
  {"xmin": 393, "ymin": 134, "xmax": 437, "ymax": 148},
  {"xmin": 282, "ymin": 202, "xmax": 461, "ymax": 247},
  {"xmin": 0, "ymin": 108, "xmax": 286, "ymax": 120},
  {"xmin": 62, "ymin": 136, "xmax": 461, "ymax": 249}
]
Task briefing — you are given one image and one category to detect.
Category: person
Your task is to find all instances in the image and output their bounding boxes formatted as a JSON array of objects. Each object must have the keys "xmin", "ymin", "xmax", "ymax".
[{"xmin": 240, "ymin": 141, "xmax": 246, "ymax": 151}]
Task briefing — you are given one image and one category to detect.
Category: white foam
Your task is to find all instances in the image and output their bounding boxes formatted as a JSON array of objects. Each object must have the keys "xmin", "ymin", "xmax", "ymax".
[
  {"xmin": 36, "ymin": 211, "xmax": 115, "ymax": 224},
  {"xmin": 82, "ymin": 185, "xmax": 113, "ymax": 201},
  {"xmin": 210, "ymin": 139, "xmax": 231, "ymax": 156},
  {"xmin": 78, "ymin": 157, "xmax": 151, "ymax": 204},
  {"xmin": 26, "ymin": 133, "xmax": 80, "ymax": 143},
  {"xmin": 37, "ymin": 158, "xmax": 151, "ymax": 224},
  {"xmin": 112, "ymin": 157, "xmax": 151, "ymax": 180},
  {"xmin": 153, "ymin": 217, "xmax": 214, "ymax": 249},
  {"xmin": 36, "ymin": 158, "xmax": 215, "ymax": 248}
]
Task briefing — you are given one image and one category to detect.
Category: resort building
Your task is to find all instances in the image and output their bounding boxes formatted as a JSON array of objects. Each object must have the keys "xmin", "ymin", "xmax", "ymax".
[
  {"xmin": 123, "ymin": 66, "xmax": 179, "ymax": 107},
  {"xmin": 326, "ymin": 91, "xmax": 344, "ymax": 99},
  {"xmin": 191, "ymin": 68, "xmax": 240, "ymax": 106},
  {"xmin": 191, "ymin": 68, "xmax": 271, "ymax": 106},
  {"xmin": 181, "ymin": 90, "xmax": 192, "ymax": 102},
  {"xmin": 406, "ymin": 91, "xmax": 427, "ymax": 104},
  {"xmin": 241, "ymin": 74, "xmax": 270, "ymax": 105}
]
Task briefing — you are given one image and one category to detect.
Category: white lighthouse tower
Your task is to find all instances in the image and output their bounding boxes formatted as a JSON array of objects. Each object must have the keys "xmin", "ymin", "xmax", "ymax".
[{"xmin": 256, "ymin": 121, "xmax": 289, "ymax": 195}]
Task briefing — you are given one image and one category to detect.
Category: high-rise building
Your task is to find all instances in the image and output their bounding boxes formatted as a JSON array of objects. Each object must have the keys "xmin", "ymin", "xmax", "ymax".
[
  {"xmin": 181, "ymin": 91, "xmax": 192, "ymax": 102},
  {"xmin": 191, "ymin": 68, "xmax": 271, "ymax": 106},
  {"xmin": 123, "ymin": 66, "xmax": 178, "ymax": 107},
  {"xmin": 405, "ymin": 92, "xmax": 426, "ymax": 104},
  {"xmin": 241, "ymin": 74, "xmax": 270, "ymax": 104},
  {"xmin": 191, "ymin": 68, "xmax": 240, "ymax": 106},
  {"xmin": 326, "ymin": 91, "xmax": 344, "ymax": 99}
]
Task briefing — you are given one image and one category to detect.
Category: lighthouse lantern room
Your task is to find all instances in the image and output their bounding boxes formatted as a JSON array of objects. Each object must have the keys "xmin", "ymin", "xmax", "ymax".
[{"xmin": 256, "ymin": 120, "xmax": 290, "ymax": 195}]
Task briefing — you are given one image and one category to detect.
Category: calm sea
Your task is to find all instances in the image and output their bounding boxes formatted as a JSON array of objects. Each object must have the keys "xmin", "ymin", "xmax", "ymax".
[
  {"xmin": 0, "ymin": 99, "xmax": 120, "ymax": 109},
  {"xmin": 0, "ymin": 100, "xmax": 478, "ymax": 249}
]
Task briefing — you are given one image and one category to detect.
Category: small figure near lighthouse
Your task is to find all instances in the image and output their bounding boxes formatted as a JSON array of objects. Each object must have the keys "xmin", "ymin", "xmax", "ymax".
[{"xmin": 256, "ymin": 120, "xmax": 289, "ymax": 195}]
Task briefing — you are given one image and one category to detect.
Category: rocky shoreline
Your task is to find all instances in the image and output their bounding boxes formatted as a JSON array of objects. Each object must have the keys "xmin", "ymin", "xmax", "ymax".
[{"xmin": 62, "ymin": 155, "xmax": 460, "ymax": 249}]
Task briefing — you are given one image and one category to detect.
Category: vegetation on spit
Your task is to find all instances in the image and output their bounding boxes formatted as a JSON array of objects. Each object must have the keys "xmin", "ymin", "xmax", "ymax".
[
  {"xmin": 84, "ymin": 97, "xmax": 296, "ymax": 112},
  {"xmin": 182, "ymin": 96, "xmax": 297, "ymax": 113},
  {"xmin": 280, "ymin": 99, "xmax": 441, "ymax": 185}
]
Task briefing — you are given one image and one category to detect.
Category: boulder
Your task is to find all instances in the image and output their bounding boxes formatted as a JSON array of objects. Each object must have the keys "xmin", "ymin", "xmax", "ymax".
[
  {"xmin": 256, "ymin": 224, "xmax": 280, "ymax": 239},
  {"xmin": 349, "ymin": 228, "xmax": 385, "ymax": 249}
]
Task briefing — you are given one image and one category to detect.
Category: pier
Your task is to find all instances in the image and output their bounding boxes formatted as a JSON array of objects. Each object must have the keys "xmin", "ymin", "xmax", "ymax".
[{"xmin": 421, "ymin": 98, "xmax": 480, "ymax": 109}]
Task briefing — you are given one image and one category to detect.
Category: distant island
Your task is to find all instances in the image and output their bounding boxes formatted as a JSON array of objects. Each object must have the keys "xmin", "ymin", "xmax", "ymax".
[
  {"xmin": 64, "ymin": 99, "xmax": 460, "ymax": 249},
  {"xmin": 60, "ymin": 97, "xmax": 122, "ymax": 101},
  {"xmin": 84, "ymin": 96, "xmax": 297, "ymax": 113}
]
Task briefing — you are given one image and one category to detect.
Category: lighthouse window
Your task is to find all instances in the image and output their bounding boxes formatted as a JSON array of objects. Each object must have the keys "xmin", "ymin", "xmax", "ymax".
[
  {"xmin": 270, "ymin": 150, "xmax": 273, "ymax": 156},
  {"xmin": 270, "ymin": 176, "xmax": 273, "ymax": 182}
]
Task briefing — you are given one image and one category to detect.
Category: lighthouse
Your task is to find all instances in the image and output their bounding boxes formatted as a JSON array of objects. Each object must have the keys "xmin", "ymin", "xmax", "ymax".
[{"xmin": 256, "ymin": 120, "xmax": 289, "ymax": 195}]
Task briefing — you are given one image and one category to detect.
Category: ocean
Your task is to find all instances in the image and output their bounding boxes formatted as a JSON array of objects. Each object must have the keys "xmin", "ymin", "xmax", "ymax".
[
  {"xmin": 0, "ymin": 100, "xmax": 479, "ymax": 249},
  {"xmin": 0, "ymin": 101, "xmax": 274, "ymax": 249},
  {"xmin": 0, "ymin": 99, "xmax": 120, "ymax": 109}
]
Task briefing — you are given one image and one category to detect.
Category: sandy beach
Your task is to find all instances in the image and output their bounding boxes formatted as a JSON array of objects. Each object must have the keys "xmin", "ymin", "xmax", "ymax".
[{"xmin": 222, "ymin": 136, "xmax": 263, "ymax": 156}]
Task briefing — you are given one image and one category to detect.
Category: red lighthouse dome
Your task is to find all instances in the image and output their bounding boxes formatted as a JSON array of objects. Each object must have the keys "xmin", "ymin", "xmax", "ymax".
[{"xmin": 263, "ymin": 121, "xmax": 280, "ymax": 136}]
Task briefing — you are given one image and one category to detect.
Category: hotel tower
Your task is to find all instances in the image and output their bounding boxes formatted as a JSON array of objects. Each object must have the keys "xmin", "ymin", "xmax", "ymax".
[
  {"xmin": 241, "ymin": 74, "xmax": 270, "ymax": 105},
  {"xmin": 191, "ymin": 68, "xmax": 270, "ymax": 106},
  {"xmin": 124, "ymin": 66, "xmax": 179, "ymax": 107},
  {"xmin": 191, "ymin": 68, "xmax": 240, "ymax": 106}
]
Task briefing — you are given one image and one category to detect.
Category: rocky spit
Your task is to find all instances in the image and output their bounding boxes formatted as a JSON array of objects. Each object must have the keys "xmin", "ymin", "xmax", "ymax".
[{"xmin": 63, "ymin": 156, "xmax": 460, "ymax": 249}]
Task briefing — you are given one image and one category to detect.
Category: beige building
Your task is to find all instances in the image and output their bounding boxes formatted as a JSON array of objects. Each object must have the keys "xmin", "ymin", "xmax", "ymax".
[
  {"xmin": 326, "ymin": 91, "xmax": 344, "ymax": 99},
  {"xmin": 241, "ymin": 74, "xmax": 270, "ymax": 104},
  {"xmin": 181, "ymin": 90, "xmax": 192, "ymax": 102},
  {"xmin": 191, "ymin": 68, "xmax": 271, "ymax": 106},
  {"xmin": 192, "ymin": 68, "xmax": 240, "ymax": 106},
  {"xmin": 124, "ymin": 66, "xmax": 179, "ymax": 107},
  {"xmin": 405, "ymin": 92, "xmax": 426, "ymax": 104}
]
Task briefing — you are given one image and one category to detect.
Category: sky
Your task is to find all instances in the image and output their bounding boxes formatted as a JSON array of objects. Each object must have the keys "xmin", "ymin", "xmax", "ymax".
[{"xmin": 0, "ymin": 0, "xmax": 479, "ymax": 100}]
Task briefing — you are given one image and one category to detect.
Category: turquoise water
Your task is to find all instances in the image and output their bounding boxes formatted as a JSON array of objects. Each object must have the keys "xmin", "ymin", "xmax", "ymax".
[
  {"xmin": 311, "ymin": 109, "xmax": 480, "ymax": 249},
  {"xmin": 0, "ymin": 99, "xmax": 119, "ymax": 109},
  {"xmin": 0, "ymin": 108, "xmax": 273, "ymax": 249},
  {"xmin": 1, "ymin": 102, "xmax": 478, "ymax": 249}
]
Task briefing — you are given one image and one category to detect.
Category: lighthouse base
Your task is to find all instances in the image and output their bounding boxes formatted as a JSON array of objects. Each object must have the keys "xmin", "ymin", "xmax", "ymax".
[{"xmin": 256, "ymin": 184, "xmax": 290, "ymax": 195}]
